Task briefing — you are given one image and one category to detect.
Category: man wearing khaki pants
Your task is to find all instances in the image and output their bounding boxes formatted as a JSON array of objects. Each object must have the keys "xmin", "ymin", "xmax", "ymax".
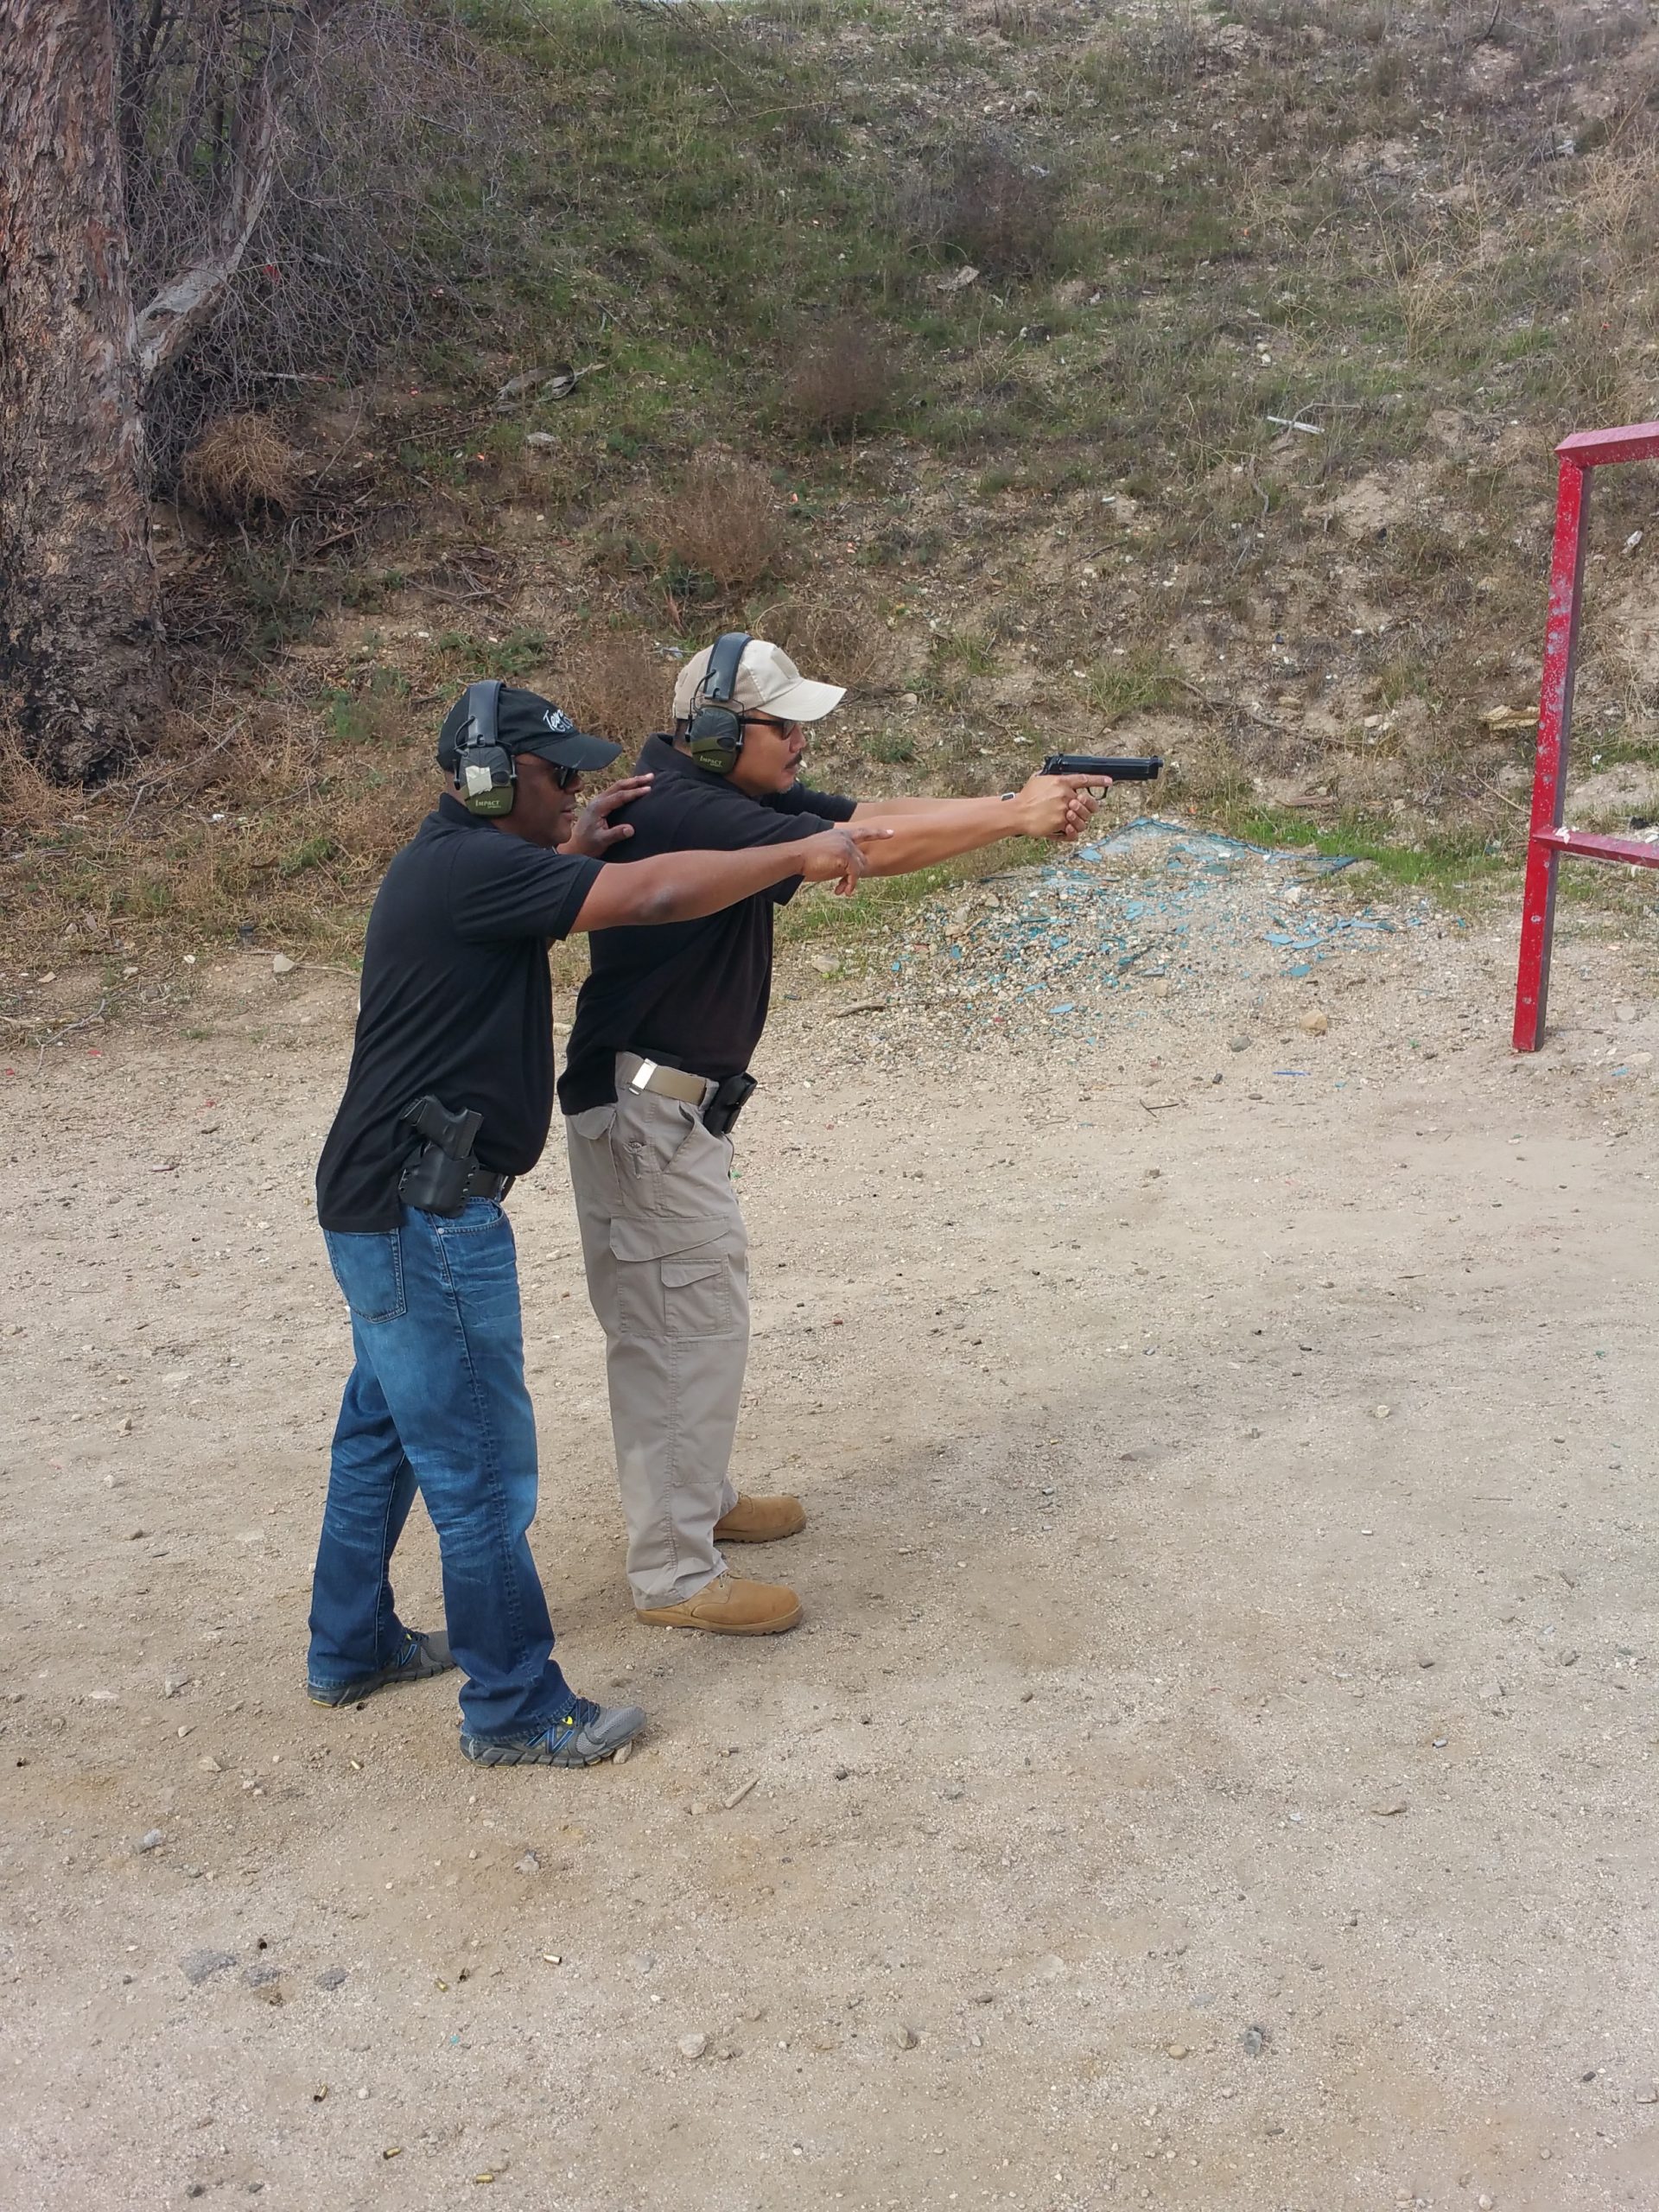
[{"xmin": 562, "ymin": 632, "xmax": 1102, "ymax": 1636}]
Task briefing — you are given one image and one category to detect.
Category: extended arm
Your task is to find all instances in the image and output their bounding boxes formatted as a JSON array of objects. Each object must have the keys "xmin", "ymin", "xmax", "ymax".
[
  {"xmin": 846, "ymin": 772, "xmax": 1101, "ymax": 876},
  {"xmin": 570, "ymin": 826, "xmax": 887, "ymax": 931}
]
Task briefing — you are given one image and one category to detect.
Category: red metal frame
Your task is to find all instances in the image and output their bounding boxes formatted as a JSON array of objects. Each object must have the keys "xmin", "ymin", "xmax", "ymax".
[{"xmin": 1513, "ymin": 419, "xmax": 1659, "ymax": 1051}]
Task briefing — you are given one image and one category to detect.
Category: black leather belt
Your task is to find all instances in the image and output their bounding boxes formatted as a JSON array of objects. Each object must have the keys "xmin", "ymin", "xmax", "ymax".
[{"xmin": 461, "ymin": 1166, "xmax": 514, "ymax": 1202}]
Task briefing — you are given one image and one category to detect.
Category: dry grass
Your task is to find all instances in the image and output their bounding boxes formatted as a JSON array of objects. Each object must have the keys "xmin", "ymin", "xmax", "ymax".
[
  {"xmin": 180, "ymin": 415, "xmax": 304, "ymax": 522},
  {"xmin": 781, "ymin": 317, "xmax": 901, "ymax": 440},
  {"xmin": 905, "ymin": 143, "xmax": 1063, "ymax": 279},
  {"xmin": 564, "ymin": 631, "xmax": 674, "ymax": 742},
  {"xmin": 766, "ymin": 595, "xmax": 904, "ymax": 696},
  {"xmin": 0, "ymin": 702, "xmax": 432, "ymax": 985},
  {"xmin": 653, "ymin": 450, "xmax": 790, "ymax": 596}
]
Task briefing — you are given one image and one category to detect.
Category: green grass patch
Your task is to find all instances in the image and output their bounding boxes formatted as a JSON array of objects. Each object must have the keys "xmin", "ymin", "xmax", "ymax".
[
  {"xmin": 1084, "ymin": 649, "xmax": 1188, "ymax": 723},
  {"xmin": 1222, "ymin": 805, "xmax": 1516, "ymax": 893}
]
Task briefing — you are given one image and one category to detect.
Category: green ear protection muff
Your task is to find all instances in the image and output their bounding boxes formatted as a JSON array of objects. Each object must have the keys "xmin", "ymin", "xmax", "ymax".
[
  {"xmin": 455, "ymin": 680, "xmax": 516, "ymax": 817},
  {"xmin": 685, "ymin": 631, "xmax": 753, "ymax": 776}
]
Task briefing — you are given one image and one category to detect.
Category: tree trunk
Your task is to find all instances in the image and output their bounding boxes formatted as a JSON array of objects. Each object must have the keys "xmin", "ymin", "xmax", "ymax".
[{"xmin": 0, "ymin": 0, "xmax": 163, "ymax": 783}]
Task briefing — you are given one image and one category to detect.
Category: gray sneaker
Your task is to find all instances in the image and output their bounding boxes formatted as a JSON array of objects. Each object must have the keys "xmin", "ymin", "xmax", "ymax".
[
  {"xmin": 460, "ymin": 1698, "xmax": 645, "ymax": 1769},
  {"xmin": 308, "ymin": 1629, "xmax": 454, "ymax": 1708}
]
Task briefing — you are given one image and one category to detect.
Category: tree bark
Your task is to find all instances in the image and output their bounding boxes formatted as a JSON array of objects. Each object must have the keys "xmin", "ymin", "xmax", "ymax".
[{"xmin": 0, "ymin": 0, "xmax": 164, "ymax": 783}]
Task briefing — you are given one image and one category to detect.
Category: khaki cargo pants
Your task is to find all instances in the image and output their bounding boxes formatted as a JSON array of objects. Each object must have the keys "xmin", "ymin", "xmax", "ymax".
[{"xmin": 564, "ymin": 1062, "xmax": 747, "ymax": 1608}]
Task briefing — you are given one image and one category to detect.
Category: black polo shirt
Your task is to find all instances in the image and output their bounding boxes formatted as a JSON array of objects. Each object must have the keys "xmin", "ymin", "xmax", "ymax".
[
  {"xmin": 558, "ymin": 734, "xmax": 856, "ymax": 1114},
  {"xmin": 316, "ymin": 795, "xmax": 600, "ymax": 1231}
]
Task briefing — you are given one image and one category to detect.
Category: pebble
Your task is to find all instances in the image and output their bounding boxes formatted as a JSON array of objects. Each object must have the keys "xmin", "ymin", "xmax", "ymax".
[
  {"xmin": 613, "ymin": 1740, "xmax": 634, "ymax": 1765},
  {"xmin": 1229, "ymin": 1036, "xmax": 1250, "ymax": 1052},
  {"xmin": 137, "ymin": 1828, "xmax": 164, "ymax": 1852},
  {"xmin": 1239, "ymin": 2024, "xmax": 1268, "ymax": 2057},
  {"xmin": 1635, "ymin": 2083, "xmax": 1658, "ymax": 2105},
  {"xmin": 315, "ymin": 1966, "xmax": 348, "ymax": 1991},
  {"xmin": 1166, "ymin": 2043, "xmax": 1189, "ymax": 2059},
  {"xmin": 1478, "ymin": 2196, "xmax": 1494, "ymax": 2209},
  {"xmin": 1560, "ymin": 1648, "xmax": 1580, "ymax": 1667},
  {"xmin": 271, "ymin": 954, "xmax": 295, "ymax": 976},
  {"xmin": 163, "ymin": 1675, "xmax": 190, "ymax": 1698},
  {"xmin": 889, "ymin": 2023, "xmax": 918, "ymax": 2050},
  {"xmin": 677, "ymin": 2032, "xmax": 709, "ymax": 2060},
  {"xmin": 515, "ymin": 1851, "xmax": 540, "ymax": 1875},
  {"xmin": 181, "ymin": 1948, "xmax": 236, "ymax": 1986},
  {"xmin": 1372, "ymin": 1403, "xmax": 1393, "ymax": 1420},
  {"xmin": 198, "ymin": 1755, "xmax": 223, "ymax": 1773},
  {"xmin": 1298, "ymin": 1009, "xmax": 1329, "ymax": 1035}
]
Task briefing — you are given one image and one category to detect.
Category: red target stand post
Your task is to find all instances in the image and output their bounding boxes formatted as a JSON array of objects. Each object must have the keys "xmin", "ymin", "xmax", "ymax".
[{"xmin": 1514, "ymin": 418, "xmax": 1659, "ymax": 1050}]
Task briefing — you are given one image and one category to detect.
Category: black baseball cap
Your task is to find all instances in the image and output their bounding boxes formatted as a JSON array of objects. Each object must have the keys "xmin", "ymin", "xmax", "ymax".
[{"xmin": 436, "ymin": 684, "xmax": 621, "ymax": 776}]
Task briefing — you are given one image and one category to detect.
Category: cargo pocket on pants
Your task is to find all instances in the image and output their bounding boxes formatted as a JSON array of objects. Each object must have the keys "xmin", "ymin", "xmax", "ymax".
[{"xmin": 659, "ymin": 1251, "xmax": 731, "ymax": 1338}]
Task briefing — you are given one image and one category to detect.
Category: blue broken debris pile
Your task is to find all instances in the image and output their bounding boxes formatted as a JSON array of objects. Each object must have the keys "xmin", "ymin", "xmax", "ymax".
[{"xmin": 884, "ymin": 816, "xmax": 1430, "ymax": 1031}]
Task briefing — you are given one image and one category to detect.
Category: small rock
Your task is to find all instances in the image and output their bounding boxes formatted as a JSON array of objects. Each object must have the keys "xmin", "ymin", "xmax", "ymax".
[
  {"xmin": 163, "ymin": 1675, "xmax": 190, "ymax": 1698},
  {"xmin": 1229, "ymin": 1036, "xmax": 1250, "ymax": 1052},
  {"xmin": 524, "ymin": 432, "xmax": 557, "ymax": 449},
  {"xmin": 1370, "ymin": 1798, "xmax": 1408, "ymax": 1818},
  {"xmin": 677, "ymin": 2032, "xmax": 709, "ymax": 2060},
  {"xmin": 198, "ymin": 1755, "xmax": 223, "ymax": 1773},
  {"xmin": 241, "ymin": 1962, "xmax": 283, "ymax": 1988},
  {"xmin": 1166, "ymin": 2042, "xmax": 1189, "ymax": 2059},
  {"xmin": 613, "ymin": 1739, "xmax": 634, "ymax": 1765},
  {"xmin": 1417, "ymin": 1655, "xmax": 1435, "ymax": 1669},
  {"xmin": 1617, "ymin": 1002, "xmax": 1637, "ymax": 1022},
  {"xmin": 1299, "ymin": 1009, "xmax": 1329, "ymax": 1035},
  {"xmin": 1560, "ymin": 1648, "xmax": 1580, "ymax": 1667},
  {"xmin": 137, "ymin": 1828, "xmax": 164, "ymax": 1852},
  {"xmin": 1635, "ymin": 2084, "xmax": 1658, "ymax": 2104},
  {"xmin": 515, "ymin": 1851, "xmax": 540, "ymax": 1875},
  {"xmin": 315, "ymin": 1966, "xmax": 348, "ymax": 1991},
  {"xmin": 834, "ymin": 1765, "xmax": 850, "ymax": 1782},
  {"xmin": 889, "ymin": 2023, "xmax": 918, "ymax": 2050},
  {"xmin": 181, "ymin": 1948, "xmax": 236, "ymax": 1986},
  {"xmin": 1478, "ymin": 2196, "xmax": 1495, "ymax": 2209},
  {"xmin": 1372, "ymin": 1403, "xmax": 1393, "ymax": 1420},
  {"xmin": 1240, "ymin": 2024, "xmax": 1268, "ymax": 2056},
  {"xmin": 270, "ymin": 953, "xmax": 295, "ymax": 976}
]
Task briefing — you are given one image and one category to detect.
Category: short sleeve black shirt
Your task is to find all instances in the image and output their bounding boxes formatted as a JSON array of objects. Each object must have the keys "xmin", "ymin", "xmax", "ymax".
[
  {"xmin": 316, "ymin": 796, "xmax": 599, "ymax": 1231},
  {"xmin": 557, "ymin": 735, "xmax": 855, "ymax": 1114}
]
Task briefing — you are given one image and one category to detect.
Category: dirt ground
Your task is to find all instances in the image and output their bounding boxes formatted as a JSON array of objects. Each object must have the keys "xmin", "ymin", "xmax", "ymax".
[{"xmin": 4, "ymin": 860, "xmax": 1659, "ymax": 2212}]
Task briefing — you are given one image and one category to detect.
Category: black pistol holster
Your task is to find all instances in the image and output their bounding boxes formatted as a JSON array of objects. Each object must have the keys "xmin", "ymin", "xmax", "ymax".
[
  {"xmin": 702, "ymin": 1071, "xmax": 757, "ymax": 1141},
  {"xmin": 397, "ymin": 1095, "xmax": 509, "ymax": 1215}
]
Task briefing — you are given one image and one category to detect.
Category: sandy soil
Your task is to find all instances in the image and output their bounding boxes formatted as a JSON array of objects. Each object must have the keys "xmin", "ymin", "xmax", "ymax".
[{"xmin": 3, "ymin": 868, "xmax": 1659, "ymax": 2212}]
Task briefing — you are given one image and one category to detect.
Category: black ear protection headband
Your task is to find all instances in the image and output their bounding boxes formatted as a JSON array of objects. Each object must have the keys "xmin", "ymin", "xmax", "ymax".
[
  {"xmin": 454, "ymin": 680, "xmax": 516, "ymax": 817},
  {"xmin": 684, "ymin": 631, "xmax": 753, "ymax": 777}
]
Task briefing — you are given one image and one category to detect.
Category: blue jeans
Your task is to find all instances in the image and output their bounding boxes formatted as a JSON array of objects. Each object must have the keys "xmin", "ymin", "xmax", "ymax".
[{"xmin": 308, "ymin": 1198, "xmax": 575, "ymax": 1740}]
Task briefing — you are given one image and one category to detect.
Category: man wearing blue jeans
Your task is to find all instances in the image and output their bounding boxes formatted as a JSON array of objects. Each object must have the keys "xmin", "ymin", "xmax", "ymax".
[{"xmin": 307, "ymin": 682, "xmax": 881, "ymax": 1770}]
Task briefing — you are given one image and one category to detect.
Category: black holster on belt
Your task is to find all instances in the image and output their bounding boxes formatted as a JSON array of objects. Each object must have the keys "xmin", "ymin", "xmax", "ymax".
[
  {"xmin": 703, "ymin": 1071, "xmax": 757, "ymax": 1140},
  {"xmin": 397, "ymin": 1094, "xmax": 485, "ymax": 1215}
]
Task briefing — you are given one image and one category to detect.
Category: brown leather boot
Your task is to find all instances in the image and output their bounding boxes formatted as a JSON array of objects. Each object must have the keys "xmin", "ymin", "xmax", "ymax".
[
  {"xmin": 635, "ymin": 1573, "xmax": 803, "ymax": 1636},
  {"xmin": 713, "ymin": 1492, "xmax": 806, "ymax": 1543}
]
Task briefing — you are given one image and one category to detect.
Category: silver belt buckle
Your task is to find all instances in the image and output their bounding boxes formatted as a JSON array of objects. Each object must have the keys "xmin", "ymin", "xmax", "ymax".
[{"xmin": 628, "ymin": 1056, "xmax": 660, "ymax": 1096}]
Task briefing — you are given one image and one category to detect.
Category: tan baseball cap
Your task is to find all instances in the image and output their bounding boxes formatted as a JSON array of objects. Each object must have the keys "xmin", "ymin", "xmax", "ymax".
[{"xmin": 672, "ymin": 638, "xmax": 846, "ymax": 726}]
